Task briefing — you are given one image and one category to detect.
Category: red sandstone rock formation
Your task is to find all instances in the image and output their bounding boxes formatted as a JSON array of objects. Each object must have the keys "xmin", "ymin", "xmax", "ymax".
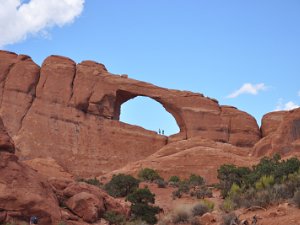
[
  {"xmin": 0, "ymin": 117, "xmax": 61, "ymax": 225},
  {"xmin": 253, "ymin": 108, "xmax": 300, "ymax": 157},
  {"xmin": 0, "ymin": 50, "xmax": 260, "ymax": 178},
  {"xmin": 104, "ymin": 137, "xmax": 258, "ymax": 184},
  {"xmin": 0, "ymin": 116, "xmax": 129, "ymax": 225}
]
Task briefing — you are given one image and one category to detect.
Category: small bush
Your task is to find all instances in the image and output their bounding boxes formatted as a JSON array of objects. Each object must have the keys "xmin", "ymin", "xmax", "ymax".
[
  {"xmin": 172, "ymin": 209, "xmax": 190, "ymax": 224},
  {"xmin": 172, "ymin": 190, "xmax": 182, "ymax": 199},
  {"xmin": 255, "ymin": 175, "xmax": 275, "ymax": 190},
  {"xmin": 222, "ymin": 213, "xmax": 238, "ymax": 225},
  {"xmin": 138, "ymin": 168, "xmax": 161, "ymax": 182},
  {"xmin": 201, "ymin": 199, "xmax": 214, "ymax": 211},
  {"xmin": 228, "ymin": 183, "xmax": 241, "ymax": 197},
  {"xmin": 191, "ymin": 203, "xmax": 209, "ymax": 217},
  {"xmin": 169, "ymin": 175, "xmax": 180, "ymax": 183},
  {"xmin": 155, "ymin": 179, "xmax": 167, "ymax": 188},
  {"xmin": 253, "ymin": 189, "xmax": 272, "ymax": 207},
  {"xmin": 130, "ymin": 203, "xmax": 160, "ymax": 224},
  {"xmin": 126, "ymin": 188, "xmax": 161, "ymax": 225},
  {"xmin": 293, "ymin": 190, "xmax": 300, "ymax": 208},
  {"xmin": 272, "ymin": 183, "xmax": 293, "ymax": 200},
  {"xmin": 104, "ymin": 174, "xmax": 140, "ymax": 197},
  {"xmin": 77, "ymin": 177, "xmax": 102, "ymax": 187},
  {"xmin": 189, "ymin": 174, "xmax": 205, "ymax": 187},
  {"xmin": 191, "ymin": 186, "xmax": 213, "ymax": 199},
  {"xmin": 103, "ymin": 211, "xmax": 126, "ymax": 225},
  {"xmin": 220, "ymin": 198, "xmax": 236, "ymax": 212},
  {"xmin": 178, "ymin": 181, "xmax": 190, "ymax": 194}
]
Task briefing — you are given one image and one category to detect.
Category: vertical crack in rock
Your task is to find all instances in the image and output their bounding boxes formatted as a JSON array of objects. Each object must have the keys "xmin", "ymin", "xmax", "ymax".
[
  {"xmin": 16, "ymin": 65, "xmax": 41, "ymax": 134},
  {"xmin": 68, "ymin": 65, "xmax": 77, "ymax": 103},
  {"xmin": 0, "ymin": 63, "xmax": 16, "ymax": 107},
  {"xmin": 17, "ymin": 97, "xmax": 35, "ymax": 134},
  {"xmin": 228, "ymin": 116, "xmax": 232, "ymax": 143}
]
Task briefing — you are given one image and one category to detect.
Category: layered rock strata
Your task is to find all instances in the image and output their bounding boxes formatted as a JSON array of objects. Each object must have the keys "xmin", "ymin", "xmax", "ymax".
[{"xmin": 0, "ymin": 50, "xmax": 261, "ymax": 177}]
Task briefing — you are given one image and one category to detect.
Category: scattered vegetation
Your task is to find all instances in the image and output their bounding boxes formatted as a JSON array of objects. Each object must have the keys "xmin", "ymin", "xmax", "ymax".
[
  {"xmin": 104, "ymin": 174, "xmax": 140, "ymax": 197},
  {"xmin": 170, "ymin": 173, "xmax": 211, "ymax": 200},
  {"xmin": 217, "ymin": 154, "xmax": 300, "ymax": 210}
]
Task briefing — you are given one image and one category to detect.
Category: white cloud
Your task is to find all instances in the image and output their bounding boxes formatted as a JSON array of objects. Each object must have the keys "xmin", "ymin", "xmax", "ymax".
[
  {"xmin": 275, "ymin": 98, "xmax": 299, "ymax": 111},
  {"xmin": 0, "ymin": 0, "xmax": 84, "ymax": 47},
  {"xmin": 226, "ymin": 83, "xmax": 267, "ymax": 98}
]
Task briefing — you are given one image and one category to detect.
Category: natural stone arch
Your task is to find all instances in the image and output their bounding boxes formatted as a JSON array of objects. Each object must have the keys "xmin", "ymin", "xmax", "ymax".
[{"xmin": 113, "ymin": 90, "xmax": 186, "ymax": 135}]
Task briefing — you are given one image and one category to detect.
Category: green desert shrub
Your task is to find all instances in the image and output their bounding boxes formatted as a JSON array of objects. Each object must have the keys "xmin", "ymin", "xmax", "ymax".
[
  {"xmin": 126, "ymin": 188, "xmax": 161, "ymax": 224},
  {"xmin": 103, "ymin": 211, "xmax": 126, "ymax": 225},
  {"xmin": 255, "ymin": 175, "xmax": 275, "ymax": 190},
  {"xmin": 188, "ymin": 174, "xmax": 205, "ymax": 187},
  {"xmin": 77, "ymin": 177, "xmax": 102, "ymax": 187},
  {"xmin": 178, "ymin": 180, "xmax": 190, "ymax": 194},
  {"xmin": 104, "ymin": 174, "xmax": 140, "ymax": 197},
  {"xmin": 217, "ymin": 164, "xmax": 251, "ymax": 198},
  {"xmin": 190, "ymin": 186, "xmax": 213, "ymax": 199},
  {"xmin": 191, "ymin": 203, "xmax": 209, "ymax": 217},
  {"xmin": 220, "ymin": 198, "xmax": 236, "ymax": 212},
  {"xmin": 169, "ymin": 175, "xmax": 180, "ymax": 183},
  {"xmin": 201, "ymin": 199, "xmax": 214, "ymax": 211},
  {"xmin": 138, "ymin": 168, "xmax": 161, "ymax": 182}
]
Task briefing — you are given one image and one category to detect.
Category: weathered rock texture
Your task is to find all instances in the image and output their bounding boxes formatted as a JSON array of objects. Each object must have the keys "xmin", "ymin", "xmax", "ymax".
[
  {"xmin": 104, "ymin": 137, "xmax": 257, "ymax": 184},
  {"xmin": 253, "ymin": 108, "xmax": 300, "ymax": 157},
  {"xmin": 0, "ymin": 50, "xmax": 261, "ymax": 178},
  {"xmin": 0, "ymin": 116, "xmax": 129, "ymax": 225},
  {"xmin": 0, "ymin": 117, "xmax": 61, "ymax": 225}
]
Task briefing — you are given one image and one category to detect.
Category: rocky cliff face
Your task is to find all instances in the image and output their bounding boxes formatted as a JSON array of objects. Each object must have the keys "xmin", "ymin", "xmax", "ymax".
[
  {"xmin": 253, "ymin": 108, "xmax": 300, "ymax": 157},
  {"xmin": 0, "ymin": 50, "xmax": 262, "ymax": 178},
  {"xmin": 0, "ymin": 116, "xmax": 129, "ymax": 225}
]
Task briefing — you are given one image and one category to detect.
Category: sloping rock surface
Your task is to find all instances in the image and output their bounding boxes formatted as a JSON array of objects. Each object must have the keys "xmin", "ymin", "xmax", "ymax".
[{"xmin": 105, "ymin": 137, "xmax": 257, "ymax": 184}]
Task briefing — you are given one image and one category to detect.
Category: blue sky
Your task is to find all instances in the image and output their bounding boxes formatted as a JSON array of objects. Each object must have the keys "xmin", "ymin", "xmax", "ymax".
[{"xmin": 1, "ymin": 0, "xmax": 300, "ymax": 135}]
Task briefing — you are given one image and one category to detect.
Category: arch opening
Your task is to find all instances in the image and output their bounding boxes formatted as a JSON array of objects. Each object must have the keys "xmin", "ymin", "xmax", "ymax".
[{"xmin": 119, "ymin": 96, "xmax": 180, "ymax": 136}]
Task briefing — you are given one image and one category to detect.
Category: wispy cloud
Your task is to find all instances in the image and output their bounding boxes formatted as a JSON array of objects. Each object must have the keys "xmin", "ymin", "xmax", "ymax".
[
  {"xmin": 275, "ymin": 98, "xmax": 299, "ymax": 111},
  {"xmin": 0, "ymin": 0, "xmax": 85, "ymax": 48},
  {"xmin": 226, "ymin": 83, "xmax": 267, "ymax": 98}
]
